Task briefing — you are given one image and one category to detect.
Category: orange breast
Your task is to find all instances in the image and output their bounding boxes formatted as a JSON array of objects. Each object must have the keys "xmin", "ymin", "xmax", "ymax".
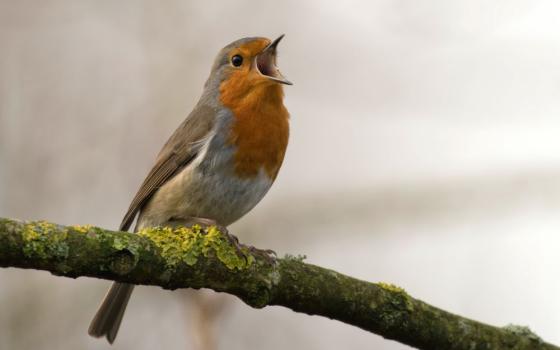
[{"xmin": 220, "ymin": 75, "xmax": 289, "ymax": 180}]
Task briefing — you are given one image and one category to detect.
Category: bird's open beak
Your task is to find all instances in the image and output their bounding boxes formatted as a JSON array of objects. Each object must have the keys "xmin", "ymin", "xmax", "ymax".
[{"xmin": 256, "ymin": 34, "xmax": 293, "ymax": 85}]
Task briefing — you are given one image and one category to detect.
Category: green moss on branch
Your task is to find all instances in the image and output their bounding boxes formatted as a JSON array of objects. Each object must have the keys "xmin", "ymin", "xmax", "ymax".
[{"xmin": 0, "ymin": 217, "xmax": 557, "ymax": 350}]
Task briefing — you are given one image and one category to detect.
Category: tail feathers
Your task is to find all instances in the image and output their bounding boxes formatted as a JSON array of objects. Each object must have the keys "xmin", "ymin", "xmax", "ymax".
[{"xmin": 88, "ymin": 282, "xmax": 135, "ymax": 344}]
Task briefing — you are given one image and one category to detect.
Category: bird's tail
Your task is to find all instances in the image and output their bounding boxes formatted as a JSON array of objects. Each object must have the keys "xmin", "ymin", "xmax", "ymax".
[{"xmin": 88, "ymin": 282, "xmax": 135, "ymax": 344}]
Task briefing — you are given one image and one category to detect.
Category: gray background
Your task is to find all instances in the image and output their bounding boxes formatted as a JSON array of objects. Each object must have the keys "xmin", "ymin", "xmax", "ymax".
[{"xmin": 1, "ymin": 1, "xmax": 559, "ymax": 349}]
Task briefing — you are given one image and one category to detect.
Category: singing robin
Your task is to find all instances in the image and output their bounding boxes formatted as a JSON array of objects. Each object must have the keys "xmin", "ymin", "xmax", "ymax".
[{"xmin": 88, "ymin": 35, "xmax": 291, "ymax": 343}]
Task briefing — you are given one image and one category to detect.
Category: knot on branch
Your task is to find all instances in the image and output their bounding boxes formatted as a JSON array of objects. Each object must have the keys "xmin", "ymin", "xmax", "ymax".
[{"xmin": 109, "ymin": 249, "xmax": 137, "ymax": 275}]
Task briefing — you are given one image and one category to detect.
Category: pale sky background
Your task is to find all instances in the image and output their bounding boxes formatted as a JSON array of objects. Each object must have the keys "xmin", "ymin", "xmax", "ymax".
[{"xmin": 1, "ymin": 1, "xmax": 559, "ymax": 349}]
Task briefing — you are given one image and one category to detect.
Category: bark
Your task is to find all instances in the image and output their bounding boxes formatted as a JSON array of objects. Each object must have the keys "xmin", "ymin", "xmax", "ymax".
[{"xmin": 0, "ymin": 217, "xmax": 556, "ymax": 350}]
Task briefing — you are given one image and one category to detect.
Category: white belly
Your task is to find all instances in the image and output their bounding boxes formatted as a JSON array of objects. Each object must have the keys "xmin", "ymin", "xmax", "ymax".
[{"xmin": 136, "ymin": 151, "xmax": 274, "ymax": 229}]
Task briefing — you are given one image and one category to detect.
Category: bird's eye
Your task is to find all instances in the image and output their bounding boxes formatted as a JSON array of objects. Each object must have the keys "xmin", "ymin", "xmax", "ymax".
[{"xmin": 231, "ymin": 55, "xmax": 243, "ymax": 67}]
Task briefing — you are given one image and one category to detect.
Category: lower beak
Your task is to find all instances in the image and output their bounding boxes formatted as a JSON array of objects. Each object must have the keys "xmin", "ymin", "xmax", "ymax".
[{"xmin": 256, "ymin": 34, "xmax": 293, "ymax": 85}]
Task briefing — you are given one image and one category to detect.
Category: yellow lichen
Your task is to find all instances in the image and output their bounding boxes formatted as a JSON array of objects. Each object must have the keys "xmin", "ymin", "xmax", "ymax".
[
  {"xmin": 378, "ymin": 282, "xmax": 414, "ymax": 312},
  {"xmin": 72, "ymin": 224, "xmax": 93, "ymax": 234},
  {"xmin": 21, "ymin": 221, "xmax": 69, "ymax": 259},
  {"xmin": 138, "ymin": 225, "xmax": 252, "ymax": 270},
  {"xmin": 378, "ymin": 282, "xmax": 406, "ymax": 294}
]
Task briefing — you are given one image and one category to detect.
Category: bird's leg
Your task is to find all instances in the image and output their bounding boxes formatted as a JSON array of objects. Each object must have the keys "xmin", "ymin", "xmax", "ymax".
[
  {"xmin": 197, "ymin": 218, "xmax": 276, "ymax": 263},
  {"xmin": 166, "ymin": 216, "xmax": 276, "ymax": 263},
  {"xmin": 241, "ymin": 245, "xmax": 277, "ymax": 263},
  {"xmin": 166, "ymin": 216, "xmax": 241, "ymax": 253},
  {"xmin": 193, "ymin": 217, "xmax": 240, "ymax": 246}
]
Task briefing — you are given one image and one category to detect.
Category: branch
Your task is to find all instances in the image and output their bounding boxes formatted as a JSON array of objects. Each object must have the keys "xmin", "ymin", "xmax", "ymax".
[{"xmin": 0, "ymin": 217, "xmax": 556, "ymax": 350}]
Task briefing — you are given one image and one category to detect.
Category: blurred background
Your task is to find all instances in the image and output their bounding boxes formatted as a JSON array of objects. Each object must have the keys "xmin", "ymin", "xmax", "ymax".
[{"xmin": 1, "ymin": 1, "xmax": 560, "ymax": 349}]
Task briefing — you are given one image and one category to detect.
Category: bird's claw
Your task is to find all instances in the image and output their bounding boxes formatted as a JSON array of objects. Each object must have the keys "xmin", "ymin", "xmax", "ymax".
[
  {"xmin": 206, "ymin": 225, "xmax": 276, "ymax": 264},
  {"xmin": 176, "ymin": 217, "xmax": 276, "ymax": 264},
  {"xmin": 241, "ymin": 245, "xmax": 277, "ymax": 264},
  {"xmin": 206, "ymin": 224, "xmax": 246, "ymax": 258}
]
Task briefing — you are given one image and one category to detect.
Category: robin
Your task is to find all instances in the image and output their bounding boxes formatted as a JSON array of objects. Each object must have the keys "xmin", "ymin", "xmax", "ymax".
[{"xmin": 88, "ymin": 35, "xmax": 291, "ymax": 343}]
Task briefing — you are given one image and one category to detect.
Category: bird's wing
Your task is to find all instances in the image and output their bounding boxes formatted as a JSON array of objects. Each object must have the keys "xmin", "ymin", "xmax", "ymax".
[{"xmin": 119, "ymin": 104, "xmax": 217, "ymax": 231}]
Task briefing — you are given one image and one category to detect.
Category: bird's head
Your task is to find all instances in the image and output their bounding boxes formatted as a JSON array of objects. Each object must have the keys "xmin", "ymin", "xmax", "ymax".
[
  {"xmin": 206, "ymin": 35, "xmax": 292, "ymax": 105},
  {"xmin": 214, "ymin": 35, "xmax": 291, "ymax": 86}
]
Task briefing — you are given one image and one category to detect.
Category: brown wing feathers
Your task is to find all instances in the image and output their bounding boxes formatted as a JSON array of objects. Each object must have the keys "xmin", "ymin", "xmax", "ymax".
[
  {"xmin": 119, "ymin": 154, "xmax": 194, "ymax": 231},
  {"xmin": 118, "ymin": 105, "xmax": 216, "ymax": 232}
]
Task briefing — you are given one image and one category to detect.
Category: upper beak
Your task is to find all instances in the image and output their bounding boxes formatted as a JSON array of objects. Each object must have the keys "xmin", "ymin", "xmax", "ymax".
[{"xmin": 256, "ymin": 34, "xmax": 293, "ymax": 85}]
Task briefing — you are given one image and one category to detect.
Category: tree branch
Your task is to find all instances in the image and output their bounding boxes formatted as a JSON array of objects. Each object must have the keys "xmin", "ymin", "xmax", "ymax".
[{"xmin": 0, "ymin": 217, "xmax": 556, "ymax": 350}]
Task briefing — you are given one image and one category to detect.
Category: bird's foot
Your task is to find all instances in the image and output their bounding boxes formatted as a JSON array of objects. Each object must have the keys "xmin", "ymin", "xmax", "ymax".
[
  {"xmin": 239, "ymin": 244, "xmax": 277, "ymax": 264},
  {"xmin": 199, "ymin": 222, "xmax": 276, "ymax": 263},
  {"xmin": 210, "ymin": 224, "xmax": 241, "ymax": 248},
  {"xmin": 167, "ymin": 216, "xmax": 276, "ymax": 264},
  {"xmin": 211, "ymin": 227, "xmax": 277, "ymax": 264},
  {"xmin": 179, "ymin": 217, "xmax": 244, "ymax": 257}
]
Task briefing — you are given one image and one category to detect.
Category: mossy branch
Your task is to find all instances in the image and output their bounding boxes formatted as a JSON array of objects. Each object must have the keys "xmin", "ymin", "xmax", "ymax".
[{"xmin": 0, "ymin": 217, "xmax": 556, "ymax": 350}]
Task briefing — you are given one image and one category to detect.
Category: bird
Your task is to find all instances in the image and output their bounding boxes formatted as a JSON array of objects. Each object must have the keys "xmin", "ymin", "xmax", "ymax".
[{"xmin": 88, "ymin": 35, "xmax": 292, "ymax": 344}]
